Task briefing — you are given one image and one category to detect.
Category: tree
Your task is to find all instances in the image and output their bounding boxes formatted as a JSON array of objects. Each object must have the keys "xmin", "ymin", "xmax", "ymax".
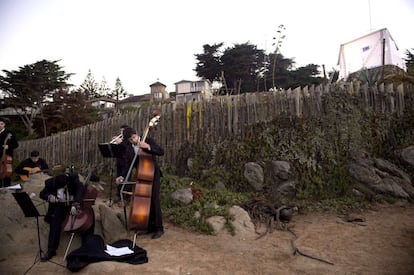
[
  {"xmin": 221, "ymin": 42, "xmax": 265, "ymax": 94},
  {"xmin": 35, "ymin": 88, "xmax": 97, "ymax": 135},
  {"xmin": 271, "ymin": 25, "xmax": 286, "ymax": 89},
  {"xmin": 80, "ymin": 69, "xmax": 99, "ymax": 99},
  {"xmin": 108, "ymin": 77, "xmax": 127, "ymax": 101},
  {"xmin": 287, "ymin": 64, "xmax": 324, "ymax": 88},
  {"xmin": 98, "ymin": 76, "xmax": 110, "ymax": 98},
  {"xmin": 0, "ymin": 59, "xmax": 72, "ymax": 137},
  {"xmin": 194, "ymin": 43, "xmax": 224, "ymax": 82},
  {"xmin": 264, "ymin": 53, "xmax": 294, "ymax": 90}
]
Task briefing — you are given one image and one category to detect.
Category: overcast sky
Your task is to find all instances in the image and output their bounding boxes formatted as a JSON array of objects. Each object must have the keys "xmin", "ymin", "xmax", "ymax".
[{"xmin": 1, "ymin": 0, "xmax": 413, "ymax": 95}]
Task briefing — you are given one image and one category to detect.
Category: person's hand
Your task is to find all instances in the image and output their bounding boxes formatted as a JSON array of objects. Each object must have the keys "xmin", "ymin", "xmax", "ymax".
[
  {"xmin": 115, "ymin": 176, "xmax": 124, "ymax": 185},
  {"xmin": 48, "ymin": 195, "xmax": 58, "ymax": 203},
  {"xmin": 70, "ymin": 202, "xmax": 80, "ymax": 215},
  {"xmin": 139, "ymin": 141, "xmax": 150, "ymax": 150},
  {"xmin": 70, "ymin": 206, "xmax": 77, "ymax": 215}
]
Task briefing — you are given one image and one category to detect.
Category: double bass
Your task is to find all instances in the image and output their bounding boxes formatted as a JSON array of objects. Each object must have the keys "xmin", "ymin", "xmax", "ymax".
[
  {"xmin": 128, "ymin": 114, "xmax": 161, "ymax": 231},
  {"xmin": 0, "ymin": 133, "xmax": 13, "ymax": 180}
]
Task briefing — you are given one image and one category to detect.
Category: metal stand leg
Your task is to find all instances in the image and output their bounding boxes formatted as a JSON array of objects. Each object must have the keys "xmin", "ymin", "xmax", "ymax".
[
  {"xmin": 108, "ymin": 165, "xmax": 114, "ymax": 207},
  {"xmin": 36, "ymin": 216, "xmax": 43, "ymax": 261},
  {"xmin": 132, "ymin": 232, "xmax": 137, "ymax": 249},
  {"xmin": 63, "ymin": 233, "xmax": 75, "ymax": 261}
]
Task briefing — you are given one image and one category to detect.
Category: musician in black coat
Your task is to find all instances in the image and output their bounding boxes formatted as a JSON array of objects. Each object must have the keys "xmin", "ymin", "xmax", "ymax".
[
  {"xmin": 39, "ymin": 172, "xmax": 93, "ymax": 261},
  {"xmin": 113, "ymin": 124, "xmax": 130, "ymax": 202},
  {"xmin": 15, "ymin": 150, "xmax": 50, "ymax": 181},
  {"xmin": 0, "ymin": 117, "xmax": 19, "ymax": 187},
  {"xmin": 117, "ymin": 126, "xmax": 165, "ymax": 239}
]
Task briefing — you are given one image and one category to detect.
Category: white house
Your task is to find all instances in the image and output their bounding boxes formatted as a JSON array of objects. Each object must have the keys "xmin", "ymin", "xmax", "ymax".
[
  {"xmin": 174, "ymin": 79, "xmax": 212, "ymax": 103},
  {"xmin": 337, "ymin": 28, "xmax": 406, "ymax": 81}
]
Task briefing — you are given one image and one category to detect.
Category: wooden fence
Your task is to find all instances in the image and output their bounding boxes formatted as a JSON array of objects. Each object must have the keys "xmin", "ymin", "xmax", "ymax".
[{"xmin": 15, "ymin": 82, "xmax": 411, "ymax": 170}]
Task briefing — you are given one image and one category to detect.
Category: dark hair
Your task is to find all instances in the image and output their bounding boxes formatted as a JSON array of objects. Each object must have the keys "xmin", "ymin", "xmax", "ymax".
[
  {"xmin": 30, "ymin": 150, "xmax": 40, "ymax": 157},
  {"xmin": 123, "ymin": 127, "xmax": 136, "ymax": 139},
  {"xmin": 120, "ymin": 124, "xmax": 129, "ymax": 129}
]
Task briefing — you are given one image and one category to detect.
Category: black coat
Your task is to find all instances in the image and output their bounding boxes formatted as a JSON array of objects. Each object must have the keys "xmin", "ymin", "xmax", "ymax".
[
  {"xmin": 0, "ymin": 128, "xmax": 19, "ymax": 157},
  {"xmin": 40, "ymin": 173, "xmax": 84, "ymax": 205},
  {"xmin": 118, "ymin": 136, "xmax": 164, "ymax": 181},
  {"xmin": 15, "ymin": 157, "xmax": 49, "ymax": 176}
]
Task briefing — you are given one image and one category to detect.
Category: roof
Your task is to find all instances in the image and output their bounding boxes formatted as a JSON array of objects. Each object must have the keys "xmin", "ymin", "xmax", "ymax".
[
  {"xmin": 149, "ymin": 81, "xmax": 166, "ymax": 87},
  {"xmin": 174, "ymin": 80, "xmax": 193, "ymax": 84},
  {"xmin": 117, "ymin": 94, "xmax": 152, "ymax": 104},
  {"xmin": 86, "ymin": 97, "xmax": 116, "ymax": 103}
]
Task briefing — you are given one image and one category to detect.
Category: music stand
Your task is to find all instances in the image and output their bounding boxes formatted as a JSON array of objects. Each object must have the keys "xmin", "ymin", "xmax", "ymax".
[
  {"xmin": 98, "ymin": 143, "xmax": 125, "ymax": 158},
  {"xmin": 98, "ymin": 142, "xmax": 125, "ymax": 206},
  {"xmin": 12, "ymin": 192, "xmax": 44, "ymax": 263}
]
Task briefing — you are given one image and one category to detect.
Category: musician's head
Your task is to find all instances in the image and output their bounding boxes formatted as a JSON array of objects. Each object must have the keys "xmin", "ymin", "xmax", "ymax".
[
  {"xmin": 120, "ymin": 124, "xmax": 129, "ymax": 134},
  {"xmin": 50, "ymin": 172, "xmax": 80, "ymax": 190},
  {"xmin": 124, "ymin": 127, "xmax": 139, "ymax": 145},
  {"xmin": 0, "ymin": 117, "xmax": 7, "ymax": 130},
  {"xmin": 152, "ymin": 108, "xmax": 161, "ymax": 117},
  {"xmin": 30, "ymin": 150, "xmax": 40, "ymax": 162}
]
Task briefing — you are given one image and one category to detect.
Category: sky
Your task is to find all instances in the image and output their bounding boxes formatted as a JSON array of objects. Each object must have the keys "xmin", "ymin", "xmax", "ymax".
[{"xmin": 1, "ymin": 0, "xmax": 413, "ymax": 96}]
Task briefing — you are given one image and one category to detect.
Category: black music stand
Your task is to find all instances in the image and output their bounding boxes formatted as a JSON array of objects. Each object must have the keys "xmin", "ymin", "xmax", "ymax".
[
  {"xmin": 12, "ymin": 192, "xmax": 44, "ymax": 263},
  {"xmin": 98, "ymin": 143, "xmax": 125, "ymax": 158},
  {"xmin": 98, "ymin": 143, "xmax": 125, "ymax": 206}
]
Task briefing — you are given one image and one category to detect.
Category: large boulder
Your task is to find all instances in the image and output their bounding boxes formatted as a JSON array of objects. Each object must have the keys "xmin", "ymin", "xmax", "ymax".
[{"xmin": 348, "ymin": 150, "xmax": 414, "ymax": 200}]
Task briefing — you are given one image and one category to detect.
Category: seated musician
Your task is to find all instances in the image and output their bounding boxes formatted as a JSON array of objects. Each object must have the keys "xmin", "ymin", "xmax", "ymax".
[
  {"xmin": 39, "ymin": 172, "xmax": 94, "ymax": 261},
  {"xmin": 15, "ymin": 150, "xmax": 51, "ymax": 182}
]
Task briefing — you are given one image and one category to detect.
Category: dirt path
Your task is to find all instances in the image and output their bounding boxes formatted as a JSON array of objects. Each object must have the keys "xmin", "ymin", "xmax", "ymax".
[{"xmin": 1, "ymin": 176, "xmax": 414, "ymax": 274}]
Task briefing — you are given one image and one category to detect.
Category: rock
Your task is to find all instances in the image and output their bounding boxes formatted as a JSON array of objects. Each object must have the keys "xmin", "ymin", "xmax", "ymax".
[
  {"xmin": 348, "ymin": 150, "xmax": 414, "ymax": 200},
  {"xmin": 244, "ymin": 162, "xmax": 263, "ymax": 191},
  {"xmin": 206, "ymin": 216, "xmax": 226, "ymax": 234},
  {"xmin": 400, "ymin": 145, "xmax": 414, "ymax": 168},
  {"xmin": 99, "ymin": 204, "xmax": 128, "ymax": 243},
  {"xmin": 228, "ymin": 205, "xmax": 255, "ymax": 237},
  {"xmin": 170, "ymin": 188, "xmax": 193, "ymax": 205}
]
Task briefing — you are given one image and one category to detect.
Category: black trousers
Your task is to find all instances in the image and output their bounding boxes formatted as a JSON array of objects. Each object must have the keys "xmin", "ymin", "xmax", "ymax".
[
  {"xmin": 0, "ymin": 177, "xmax": 11, "ymax": 187},
  {"xmin": 148, "ymin": 173, "xmax": 163, "ymax": 232}
]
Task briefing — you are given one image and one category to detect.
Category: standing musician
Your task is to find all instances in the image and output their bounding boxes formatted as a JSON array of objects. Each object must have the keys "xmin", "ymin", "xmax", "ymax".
[
  {"xmin": 117, "ymin": 124, "xmax": 165, "ymax": 239},
  {"xmin": 39, "ymin": 172, "xmax": 94, "ymax": 261},
  {"xmin": 0, "ymin": 117, "xmax": 19, "ymax": 187},
  {"xmin": 15, "ymin": 150, "xmax": 51, "ymax": 182}
]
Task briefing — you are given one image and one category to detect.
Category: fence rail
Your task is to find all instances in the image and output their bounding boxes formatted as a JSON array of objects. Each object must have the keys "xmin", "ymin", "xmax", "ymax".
[{"xmin": 15, "ymin": 82, "xmax": 411, "ymax": 170}]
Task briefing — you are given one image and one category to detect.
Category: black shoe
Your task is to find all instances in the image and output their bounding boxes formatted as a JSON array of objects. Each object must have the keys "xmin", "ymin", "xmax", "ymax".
[
  {"xmin": 151, "ymin": 230, "xmax": 164, "ymax": 239},
  {"xmin": 137, "ymin": 230, "xmax": 154, "ymax": 236},
  {"xmin": 41, "ymin": 250, "xmax": 56, "ymax": 262}
]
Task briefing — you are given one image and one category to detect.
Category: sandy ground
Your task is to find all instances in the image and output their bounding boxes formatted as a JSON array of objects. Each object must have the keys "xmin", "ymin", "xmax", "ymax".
[{"xmin": 1, "ymin": 174, "xmax": 414, "ymax": 275}]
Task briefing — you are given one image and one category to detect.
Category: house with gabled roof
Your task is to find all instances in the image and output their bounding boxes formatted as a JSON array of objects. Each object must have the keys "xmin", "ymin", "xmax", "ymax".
[{"xmin": 174, "ymin": 79, "xmax": 212, "ymax": 103}]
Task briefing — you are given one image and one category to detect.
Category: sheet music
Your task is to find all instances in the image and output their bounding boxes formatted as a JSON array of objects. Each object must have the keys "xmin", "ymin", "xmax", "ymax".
[
  {"xmin": 105, "ymin": 244, "xmax": 134, "ymax": 256},
  {"xmin": 0, "ymin": 183, "xmax": 22, "ymax": 190}
]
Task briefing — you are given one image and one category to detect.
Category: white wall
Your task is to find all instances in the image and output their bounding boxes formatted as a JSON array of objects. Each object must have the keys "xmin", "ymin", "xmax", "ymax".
[{"xmin": 338, "ymin": 28, "xmax": 406, "ymax": 80}]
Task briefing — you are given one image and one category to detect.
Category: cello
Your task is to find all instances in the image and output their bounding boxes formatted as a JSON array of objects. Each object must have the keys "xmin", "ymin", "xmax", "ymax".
[
  {"xmin": 62, "ymin": 171, "xmax": 97, "ymax": 233},
  {"xmin": 0, "ymin": 133, "xmax": 13, "ymax": 180},
  {"xmin": 62, "ymin": 171, "xmax": 97, "ymax": 260},
  {"xmin": 128, "ymin": 114, "xmax": 161, "ymax": 231}
]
